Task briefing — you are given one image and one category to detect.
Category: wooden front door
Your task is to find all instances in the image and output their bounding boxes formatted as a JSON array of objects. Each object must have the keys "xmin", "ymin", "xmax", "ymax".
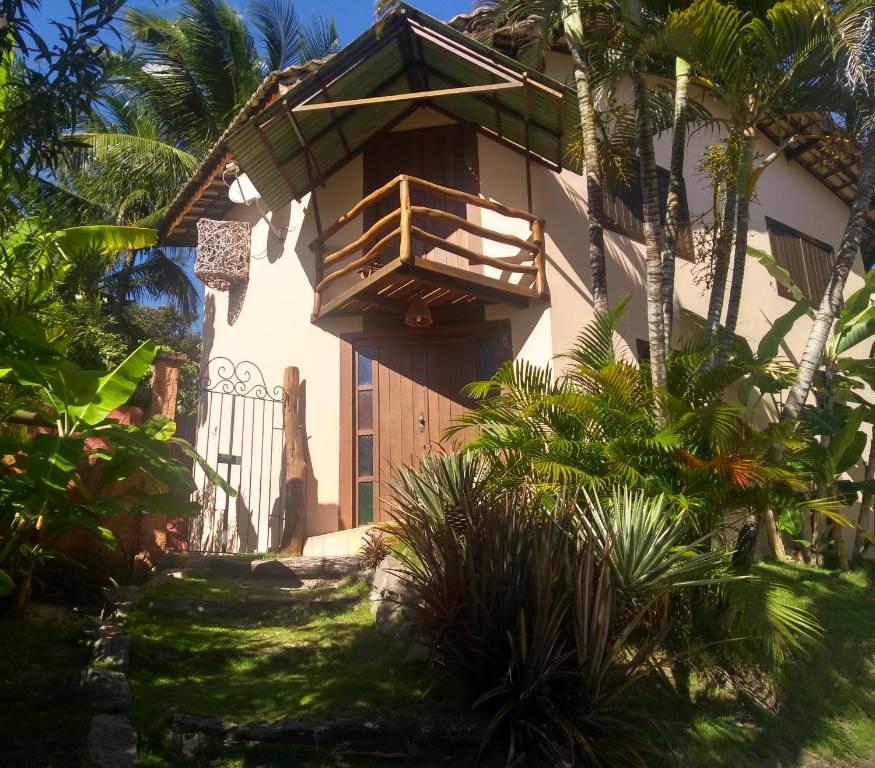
[
  {"xmin": 348, "ymin": 323, "xmax": 510, "ymax": 525},
  {"xmin": 364, "ymin": 124, "xmax": 480, "ymax": 267}
]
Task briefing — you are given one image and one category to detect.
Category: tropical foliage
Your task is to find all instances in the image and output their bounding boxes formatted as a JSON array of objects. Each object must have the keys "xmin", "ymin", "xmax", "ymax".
[
  {"xmin": 0, "ymin": 0, "xmax": 226, "ymax": 616},
  {"xmin": 389, "ymin": 453, "xmax": 730, "ymax": 765},
  {"xmin": 451, "ymin": 297, "xmax": 810, "ymax": 544}
]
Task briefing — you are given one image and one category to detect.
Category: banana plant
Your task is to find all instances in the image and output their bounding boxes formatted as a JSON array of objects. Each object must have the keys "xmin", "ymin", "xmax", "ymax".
[
  {"xmin": 0, "ymin": 220, "xmax": 224, "ymax": 613},
  {"xmin": 0, "ymin": 325, "xmax": 230, "ymax": 613}
]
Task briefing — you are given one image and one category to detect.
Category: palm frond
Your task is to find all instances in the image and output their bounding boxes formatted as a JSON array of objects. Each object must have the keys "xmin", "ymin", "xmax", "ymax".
[{"xmin": 103, "ymin": 249, "xmax": 198, "ymax": 320}]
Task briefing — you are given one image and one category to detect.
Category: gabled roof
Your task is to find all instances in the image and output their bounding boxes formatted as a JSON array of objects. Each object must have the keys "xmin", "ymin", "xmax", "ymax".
[
  {"xmin": 450, "ymin": 7, "xmax": 874, "ymax": 224},
  {"xmin": 161, "ymin": 4, "xmax": 579, "ymax": 246}
]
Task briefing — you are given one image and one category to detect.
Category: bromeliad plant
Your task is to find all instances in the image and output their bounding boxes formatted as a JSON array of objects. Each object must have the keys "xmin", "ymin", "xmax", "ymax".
[{"xmin": 388, "ymin": 453, "xmax": 735, "ymax": 765}]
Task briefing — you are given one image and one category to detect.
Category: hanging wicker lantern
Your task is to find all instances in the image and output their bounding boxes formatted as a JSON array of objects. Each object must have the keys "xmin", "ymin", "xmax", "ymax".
[{"xmin": 195, "ymin": 218, "xmax": 251, "ymax": 290}]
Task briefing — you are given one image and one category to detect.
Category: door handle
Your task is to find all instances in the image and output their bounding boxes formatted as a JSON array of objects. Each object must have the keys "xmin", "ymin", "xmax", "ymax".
[{"xmin": 418, "ymin": 412, "xmax": 425, "ymax": 433}]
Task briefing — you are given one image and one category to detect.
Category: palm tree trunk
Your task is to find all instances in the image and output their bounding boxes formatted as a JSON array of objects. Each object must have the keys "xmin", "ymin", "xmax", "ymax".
[
  {"xmin": 572, "ymin": 49, "xmax": 609, "ymax": 312},
  {"xmin": 112, "ymin": 249, "xmax": 136, "ymax": 321},
  {"xmin": 719, "ymin": 127, "xmax": 756, "ymax": 358},
  {"xmin": 706, "ymin": 183, "xmax": 737, "ymax": 339},
  {"xmin": 852, "ymin": 428, "xmax": 875, "ymax": 562},
  {"xmin": 782, "ymin": 132, "xmax": 875, "ymax": 420},
  {"xmin": 661, "ymin": 57, "xmax": 690, "ymax": 345},
  {"xmin": 763, "ymin": 507, "xmax": 786, "ymax": 560},
  {"xmin": 633, "ymin": 69, "xmax": 668, "ymax": 405}
]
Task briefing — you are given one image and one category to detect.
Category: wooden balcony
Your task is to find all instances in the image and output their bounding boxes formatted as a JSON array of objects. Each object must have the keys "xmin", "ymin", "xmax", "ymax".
[{"xmin": 309, "ymin": 174, "xmax": 547, "ymax": 321}]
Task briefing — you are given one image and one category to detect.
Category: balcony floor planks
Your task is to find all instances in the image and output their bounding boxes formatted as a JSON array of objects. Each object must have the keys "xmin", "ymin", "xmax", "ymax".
[{"xmin": 315, "ymin": 255, "xmax": 538, "ymax": 320}]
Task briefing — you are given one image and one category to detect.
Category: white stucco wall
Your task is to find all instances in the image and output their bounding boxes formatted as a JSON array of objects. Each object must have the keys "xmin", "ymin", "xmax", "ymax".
[{"xmin": 193, "ymin": 81, "xmax": 867, "ymax": 549}]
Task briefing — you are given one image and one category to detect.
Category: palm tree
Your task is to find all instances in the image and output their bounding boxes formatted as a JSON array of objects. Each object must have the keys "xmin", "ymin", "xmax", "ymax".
[
  {"xmin": 632, "ymin": 64, "xmax": 670, "ymax": 399},
  {"xmin": 125, "ymin": 0, "xmax": 338, "ymax": 154},
  {"xmin": 661, "ymin": 55, "xmax": 690, "ymax": 342},
  {"xmin": 658, "ymin": 0, "xmax": 850, "ymax": 357},
  {"xmin": 782, "ymin": 10, "xmax": 875, "ymax": 421},
  {"xmin": 56, "ymin": 90, "xmax": 201, "ymax": 319},
  {"xmin": 462, "ymin": 0, "xmax": 628, "ymax": 313},
  {"xmin": 59, "ymin": 0, "xmax": 339, "ymax": 319}
]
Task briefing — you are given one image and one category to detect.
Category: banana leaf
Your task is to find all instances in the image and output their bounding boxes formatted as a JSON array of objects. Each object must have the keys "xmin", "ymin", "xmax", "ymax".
[{"xmin": 53, "ymin": 225, "xmax": 157, "ymax": 257}]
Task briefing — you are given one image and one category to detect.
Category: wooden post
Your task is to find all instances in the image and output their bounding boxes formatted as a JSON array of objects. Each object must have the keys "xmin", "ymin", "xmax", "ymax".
[
  {"xmin": 148, "ymin": 351, "xmax": 188, "ymax": 556},
  {"xmin": 281, "ymin": 366, "xmax": 308, "ymax": 555},
  {"xmin": 399, "ymin": 177, "xmax": 413, "ymax": 263},
  {"xmin": 150, "ymin": 351, "xmax": 188, "ymax": 419},
  {"xmin": 531, "ymin": 218, "xmax": 548, "ymax": 300},
  {"xmin": 311, "ymin": 244, "xmax": 324, "ymax": 322},
  {"xmin": 522, "ymin": 72, "xmax": 533, "ymax": 213}
]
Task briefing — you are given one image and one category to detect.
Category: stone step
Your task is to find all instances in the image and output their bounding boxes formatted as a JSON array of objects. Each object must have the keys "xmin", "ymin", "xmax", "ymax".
[
  {"xmin": 158, "ymin": 552, "xmax": 361, "ymax": 582},
  {"xmin": 171, "ymin": 713, "xmax": 478, "ymax": 751},
  {"xmin": 250, "ymin": 555, "xmax": 360, "ymax": 581},
  {"xmin": 88, "ymin": 714, "xmax": 137, "ymax": 768}
]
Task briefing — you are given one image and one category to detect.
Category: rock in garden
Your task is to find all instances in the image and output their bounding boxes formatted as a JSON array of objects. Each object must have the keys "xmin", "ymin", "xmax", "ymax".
[
  {"xmin": 92, "ymin": 634, "xmax": 131, "ymax": 669},
  {"xmin": 367, "ymin": 555, "xmax": 415, "ymax": 635},
  {"xmin": 88, "ymin": 714, "xmax": 137, "ymax": 768},
  {"xmin": 81, "ymin": 668, "xmax": 131, "ymax": 712},
  {"xmin": 101, "ymin": 585, "xmax": 142, "ymax": 617}
]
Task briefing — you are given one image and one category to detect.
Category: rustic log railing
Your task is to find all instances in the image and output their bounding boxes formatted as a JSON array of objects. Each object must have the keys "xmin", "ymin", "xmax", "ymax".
[{"xmin": 309, "ymin": 174, "xmax": 547, "ymax": 319}]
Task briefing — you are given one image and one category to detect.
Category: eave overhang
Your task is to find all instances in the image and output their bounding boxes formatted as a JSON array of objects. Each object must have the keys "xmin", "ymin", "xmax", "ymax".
[{"xmin": 165, "ymin": 4, "xmax": 578, "ymax": 246}]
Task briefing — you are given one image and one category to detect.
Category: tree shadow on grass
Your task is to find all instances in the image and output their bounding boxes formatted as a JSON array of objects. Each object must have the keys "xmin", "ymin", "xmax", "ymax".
[
  {"xmin": 128, "ymin": 585, "xmax": 477, "ymax": 767},
  {"xmin": 646, "ymin": 563, "xmax": 875, "ymax": 767},
  {"xmin": 0, "ymin": 607, "xmax": 92, "ymax": 767}
]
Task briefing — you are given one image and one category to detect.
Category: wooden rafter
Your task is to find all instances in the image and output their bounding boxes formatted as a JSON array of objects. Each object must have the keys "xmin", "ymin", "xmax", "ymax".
[
  {"xmin": 292, "ymin": 80, "xmax": 521, "ymax": 112},
  {"xmin": 253, "ymin": 122, "xmax": 301, "ymax": 200}
]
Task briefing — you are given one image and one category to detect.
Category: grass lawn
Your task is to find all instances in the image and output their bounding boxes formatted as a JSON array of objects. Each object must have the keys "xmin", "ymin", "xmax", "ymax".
[
  {"xmin": 0, "ymin": 605, "xmax": 92, "ymax": 767},
  {"xmin": 648, "ymin": 562, "xmax": 875, "ymax": 767},
  {"xmin": 3, "ymin": 561, "xmax": 872, "ymax": 767},
  {"xmin": 127, "ymin": 573, "xmax": 481, "ymax": 767}
]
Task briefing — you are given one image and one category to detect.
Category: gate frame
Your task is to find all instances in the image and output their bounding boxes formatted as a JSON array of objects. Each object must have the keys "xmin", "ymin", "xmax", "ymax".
[{"xmin": 193, "ymin": 357, "xmax": 288, "ymax": 553}]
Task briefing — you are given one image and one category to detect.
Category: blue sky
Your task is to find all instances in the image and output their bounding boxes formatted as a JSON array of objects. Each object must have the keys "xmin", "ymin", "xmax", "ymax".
[{"xmin": 33, "ymin": 0, "xmax": 472, "ymax": 50}]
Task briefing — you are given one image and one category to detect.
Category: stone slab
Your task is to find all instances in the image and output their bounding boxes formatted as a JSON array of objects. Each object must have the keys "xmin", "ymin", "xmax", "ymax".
[
  {"xmin": 88, "ymin": 714, "xmax": 137, "ymax": 768},
  {"xmin": 92, "ymin": 635, "xmax": 131, "ymax": 669},
  {"xmin": 250, "ymin": 556, "xmax": 360, "ymax": 581},
  {"xmin": 81, "ymin": 668, "xmax": 131, "ymax": 712}
]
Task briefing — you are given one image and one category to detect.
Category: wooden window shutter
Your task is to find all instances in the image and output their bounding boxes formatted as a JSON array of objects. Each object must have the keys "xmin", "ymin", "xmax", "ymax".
[
  {"xmin": 766, "ymin": 217, "xmax": 835, "ymax": 305},
  {"xmin": 603, "ymin": 163, "xmax": 691, "ymax": 257}
]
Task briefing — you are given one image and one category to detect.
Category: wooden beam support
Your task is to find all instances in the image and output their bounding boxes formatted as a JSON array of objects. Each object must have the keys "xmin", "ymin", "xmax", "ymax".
[
  {"xmin": 407, "ymin": 18, "xmax": 564, "ymax": 99},
  {"xmin": 323, "ymin": 209, "xmax": 401, "ymax": 267},
  {"xmin": 410, "ymin": 206, "xmax": 539, "ymax": 256},
  {"xmin": 407, "ymin": 257, "xmax": 534, "ymax": 307},
  {"xmin": 317, "ymin": 258, "xmax": 408, "ymax": 319},
  {"xmin": 523, "ymin": 72, "xmax": 533, "ymax": 213},
  {"xmin": 410, "ymin": 226, "xmax": 538, "ymax": 275},
  {"xmin": 253, "ymin": 122, "xmax": 302, "ymax": 201},
  {"xmin": 399, "ymin": 177, "xmax": 412, "ymax": 263},
  {"xmin": 421, "ymin": 63, "xmax": 563, "ymax": 141},
  {"xmin": 292, "ymin": 80, "xmax": 521, "ymax": 113},
  {"xmin": 312, "ymin": 69, "xmax": 352, "ymax": 156},
  {"xmin": 285, "ymin": 105, "xmax": 326, "ymax": 188},
  {"xmin": 281, "ymin": 366, "xmax": 307, "ymax": 555},
  {"xmin": 273, "ymin": 69, "xmax": 409, "ymax": 172},
  {"xmin": 531, "ymin": 217, "xmax": 548, "ymax": 299},
  {"xmin": 316, "ymin": 229, "xmax": 402, "ymax": 292},
  {"xmin": 312, "ymin": 175, "xmax": 403, "ymax": 249},
  {"xmin": 407, "ymin": 175, "xmax": 540, "ymax": 222}
]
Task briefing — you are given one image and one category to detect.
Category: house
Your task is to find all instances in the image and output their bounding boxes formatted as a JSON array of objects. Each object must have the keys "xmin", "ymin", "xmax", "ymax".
[{"xmin": 160, "ymin": 4, "xmax": 873, "ymax": 555}]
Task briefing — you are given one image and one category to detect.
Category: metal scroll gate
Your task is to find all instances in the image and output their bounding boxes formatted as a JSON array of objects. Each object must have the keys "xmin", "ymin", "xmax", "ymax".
[{"xmin": 189, "ymin": 358, "xmax": 287, "ymax": 553}]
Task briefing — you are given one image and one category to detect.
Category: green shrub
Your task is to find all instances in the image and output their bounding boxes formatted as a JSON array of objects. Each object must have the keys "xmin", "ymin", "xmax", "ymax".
[{"xmin": 388, "ymin": 453, "xmax": 727, "ymax": 766}]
